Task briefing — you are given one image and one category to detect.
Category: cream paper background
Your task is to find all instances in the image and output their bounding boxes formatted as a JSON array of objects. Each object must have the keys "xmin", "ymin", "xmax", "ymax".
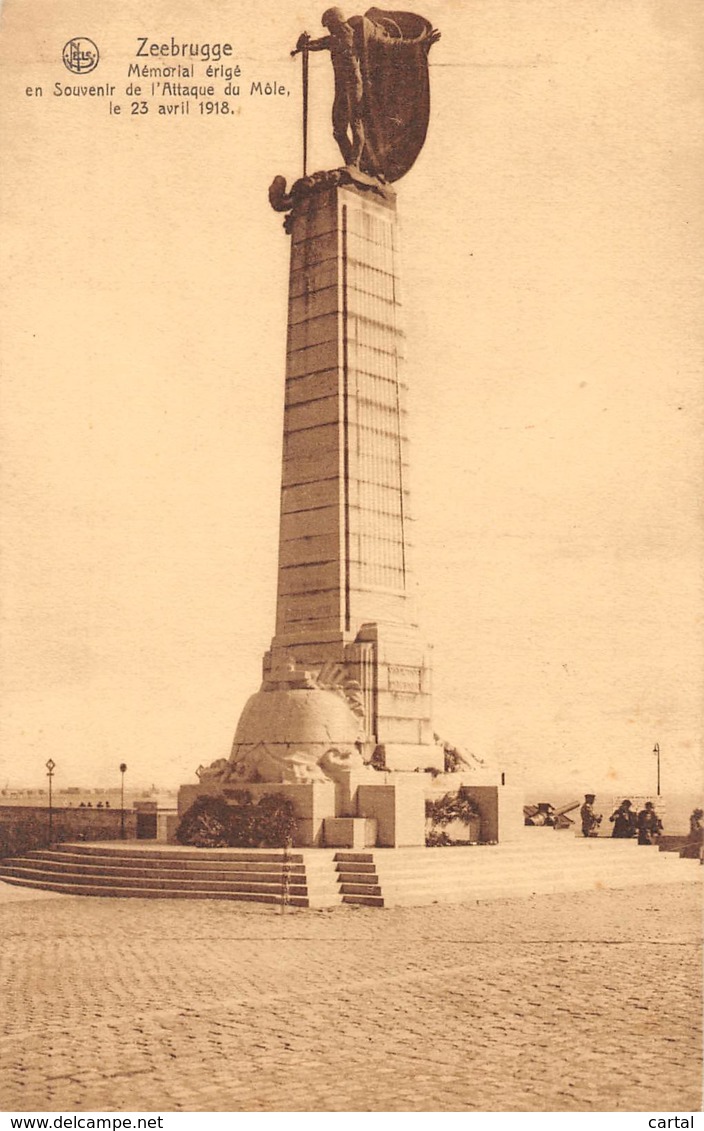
[{"xmin": 0, "ymin": 0, "xmax": 701, "ymax": 796}]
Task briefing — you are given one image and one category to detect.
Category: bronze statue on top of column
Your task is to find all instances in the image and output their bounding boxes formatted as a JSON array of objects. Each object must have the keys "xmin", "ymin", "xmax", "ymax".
[{"xmin": 271, "ymin": 7, "xmax": 440, "ymax": 218}]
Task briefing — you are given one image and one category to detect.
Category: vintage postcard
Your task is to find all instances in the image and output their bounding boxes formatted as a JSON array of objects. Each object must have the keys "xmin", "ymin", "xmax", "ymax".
[{"xmin": 0, "ymin": 0, "xmax": 701, "ymax": 1115}]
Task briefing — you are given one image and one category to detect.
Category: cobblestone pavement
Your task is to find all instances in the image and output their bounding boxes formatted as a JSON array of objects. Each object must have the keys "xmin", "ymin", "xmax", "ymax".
[{"xmin": 1, "ymin": 880, "xmax": 700, "ymax": 1112}]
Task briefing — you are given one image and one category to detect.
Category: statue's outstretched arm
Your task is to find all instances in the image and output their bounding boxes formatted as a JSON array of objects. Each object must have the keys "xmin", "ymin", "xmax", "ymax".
[
  {"xmin": 292, "ymin": 32, "xmax": 331, "ymax": 55},
  {"xmin": 308, "ymin": 35, "xmax": 332, "ymax": 51}
]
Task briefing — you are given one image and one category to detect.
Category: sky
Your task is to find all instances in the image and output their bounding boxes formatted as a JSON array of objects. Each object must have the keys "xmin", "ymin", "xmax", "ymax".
[{"xmin": 0, "ymin": 0, "xmax": 702, "ymax": 795}]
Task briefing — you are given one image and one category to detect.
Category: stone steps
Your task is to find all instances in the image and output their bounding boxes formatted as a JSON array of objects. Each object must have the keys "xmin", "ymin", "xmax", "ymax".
[
  {"xmin": 334, "ymin": 861, "xmax": 377, "ymax": 875},
  {"xmin": 0, "ymin": 862, "xmax": 309, "ymax": 896},
  {"xmin": 0, "ymin": 843, "xmax": 312, "ymax": 906},
  {"xmin": 0, "ymin": 874, "xmax": 310, "ymax": 905},
  {"xmin": 13, "ymin": 855, "xmax": 307, "ymax": 882},
  {"xmin": 37, "ymin": 844, "xmax": 305, "ymax": 862},
  {"xmin": 339, "ymin": 882, "xmax": 383, "ymax": 897},
  {"xmin": 0, "ymin": 838, "xmax": 697, "ymax": 908},
  {"xmin": 334, "ymin": 852, "xmax": 384, "ymax": 906},
  {"xmin": 370, "ymin": 842, "xmax": 699, "ymax": 905}
]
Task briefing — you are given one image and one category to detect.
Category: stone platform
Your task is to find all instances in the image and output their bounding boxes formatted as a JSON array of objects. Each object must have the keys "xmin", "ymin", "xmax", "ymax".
[{"xmin": 0, "ymin": 834, "xmax": 698, "ymax": 908}]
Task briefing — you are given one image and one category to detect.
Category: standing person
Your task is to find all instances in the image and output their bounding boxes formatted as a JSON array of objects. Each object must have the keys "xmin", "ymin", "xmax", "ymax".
[
  {"xmin": 684, "ymin": 807, "xmax": 704, "ymax": 863},
  {"xmin": 609, "ymin": 799, "xmax": 637, "ymax": 838},
  {"xmin": 637, "ymin": 800, "xmax": 663, "ymax": 846},
  {"xmin": 299, "ymin": 10, "xmax": 366, "ymax": 168},
  {"xmin": 580, "ymin": 794, "xmax": 602, "ymax": 838}
]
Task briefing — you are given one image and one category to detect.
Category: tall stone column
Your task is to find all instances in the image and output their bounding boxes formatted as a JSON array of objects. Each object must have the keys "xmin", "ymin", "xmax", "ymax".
[
  {"xmin": 253, "ymin": 176, "xmax": 439, "ymax": 773},
  {"xmin": 177, "ymin": 13, "xmax": 476, "ymax": 840}
]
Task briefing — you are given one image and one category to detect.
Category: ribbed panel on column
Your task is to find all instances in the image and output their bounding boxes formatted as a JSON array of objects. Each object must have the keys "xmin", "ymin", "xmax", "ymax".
[
  {"xmin": 344, "ymin": 198, "xmax": 409, "ymax": 605},
  {"xmin": 274, "ymin": 183, "xmax": 416, "ymax": 649},
  {"xmin": 275, "ymin": 187, "xmax": 344, "ymax": 645}
]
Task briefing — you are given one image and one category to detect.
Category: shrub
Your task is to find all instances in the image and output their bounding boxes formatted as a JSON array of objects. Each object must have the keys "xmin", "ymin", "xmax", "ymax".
[
  {"xmin": 425, "ymin": 787, "xmax": 481, "ymax": 847},
  {"xmin": 425, "ymin": 828, "xmax": 453, "ymax": 847},
  {"xmin": 175, "ymin": 795, "xmax": 234, "ymax": 848},
  {"xmin": 251, "ymin": 792, "xmax": 297, "ymax": 847},
  {"xmin": 425, "ymin": 787, "xmax": 480, "ymax": 828},
  {"xmin": 176, "ymin": 792, "xmax": 297, "ymax": 849},
  {"xmin": 225, "ymin": 790, "xmax": 260, "ymax": 847}
]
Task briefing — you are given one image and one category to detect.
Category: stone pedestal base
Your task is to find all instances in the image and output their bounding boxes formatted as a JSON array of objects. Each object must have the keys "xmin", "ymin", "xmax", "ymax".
[
  {"xmin": 178, "ymin": 773, "xmax": 430, "ymax": 848},
  {"xmin": 357, "ymin": 776, "xmax": 426, "ymax": 846},
  {"xmin": 177, "ymin": 774, "xmax": 520, "ymax": 850},
  {"xmin": 323, "ymin": 817, "xmax": 378, "ymax": 848},
  {"xmin": 473, "ymin": 785, "xmax": 524, "ymax": 843}
]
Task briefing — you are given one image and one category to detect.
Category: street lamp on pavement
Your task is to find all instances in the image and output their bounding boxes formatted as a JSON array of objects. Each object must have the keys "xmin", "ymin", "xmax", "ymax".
[
  {"xmin": 119, "ymin": 763, "xmax": 127, "ymax": 839},
  {"xmin": 653, "ymin": 743, "xmax": 661, "ymax": 797},
  {"xmin": 46, "ymin": 759, "xmax": 56, "ymax": 844}
]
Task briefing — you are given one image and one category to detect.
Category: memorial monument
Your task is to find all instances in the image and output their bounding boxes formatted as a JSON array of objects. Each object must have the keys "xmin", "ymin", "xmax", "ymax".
[{"xmin": 179, "ymin": 9, "xmax": 514, "ymax": 846}]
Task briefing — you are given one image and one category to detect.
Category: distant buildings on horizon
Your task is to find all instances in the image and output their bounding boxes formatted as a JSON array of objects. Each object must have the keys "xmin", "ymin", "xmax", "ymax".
[{"xmin": 0, "ymin": 784, "xmax": 178, "ymax": 805}]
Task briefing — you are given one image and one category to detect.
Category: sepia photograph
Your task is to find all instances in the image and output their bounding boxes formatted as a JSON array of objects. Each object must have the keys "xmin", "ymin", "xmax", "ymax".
[{"xmin": 0, "ymin": 0, "xmax": 701, "ymax": 1116}]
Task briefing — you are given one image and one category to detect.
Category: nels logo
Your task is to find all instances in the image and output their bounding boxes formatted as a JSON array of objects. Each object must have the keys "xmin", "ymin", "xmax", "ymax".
[{"xmin": 62, "ymin": 37, "xmax": 100, "ymax": 74}]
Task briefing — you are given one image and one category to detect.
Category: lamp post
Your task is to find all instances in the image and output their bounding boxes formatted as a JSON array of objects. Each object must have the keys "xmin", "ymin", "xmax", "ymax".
[
  {"xmin": 119, "ymin": 762, "xmax": 127, "ymax": 839},
  {"xmin": 45, "ymin": 759, "xmax": 56, "ymax": 844},
  {"xmin": 653, "ymin": 743, "xmax": 661, "ymax": 797}
]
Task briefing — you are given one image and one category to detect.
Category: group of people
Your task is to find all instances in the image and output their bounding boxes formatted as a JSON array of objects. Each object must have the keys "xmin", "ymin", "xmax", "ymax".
[
  {"xmin": 579, "ymin": 794, "xmax": 664, "ymax": 845},
  {"xmin": 580, "ymin": 796, "xmax": 704, "ymax": 862},
  {"xmin": 610, "ymin": 798, "xmax": 663, "ymax": 844}
]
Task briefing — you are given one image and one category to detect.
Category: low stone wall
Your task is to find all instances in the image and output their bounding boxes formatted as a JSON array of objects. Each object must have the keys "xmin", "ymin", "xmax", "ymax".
[{"xmin": 0, "ymin": 805, "xmax": 138, "ymax": 858}]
